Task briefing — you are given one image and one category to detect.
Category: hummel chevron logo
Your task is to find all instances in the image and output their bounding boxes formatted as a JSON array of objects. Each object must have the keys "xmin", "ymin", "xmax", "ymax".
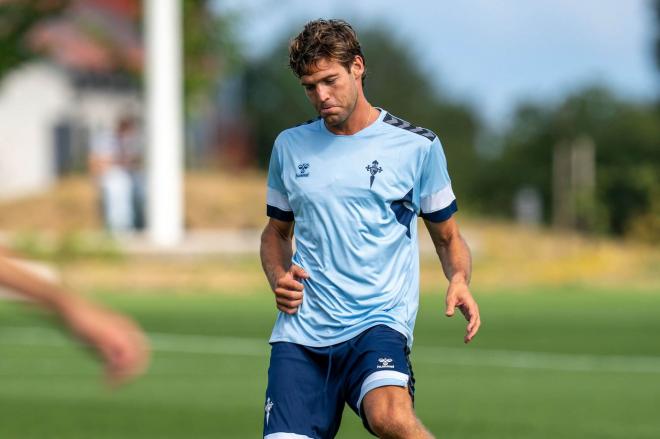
[{"xmin": 366, "ymin": 160, "xmax": 382, "ymax": 188}]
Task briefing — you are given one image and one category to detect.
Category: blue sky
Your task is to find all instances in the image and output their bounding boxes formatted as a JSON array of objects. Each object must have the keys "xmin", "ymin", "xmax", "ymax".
[{"xmin": 214, "ymin": 0, "xmax": 658, "ymax": 127}]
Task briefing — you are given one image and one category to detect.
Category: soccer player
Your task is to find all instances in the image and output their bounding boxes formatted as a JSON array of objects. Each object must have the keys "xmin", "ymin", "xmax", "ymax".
[
  {"xmin": 260, "ymin": 19, "xmax": 480, "ymax": 439},
  {"xmin": 0, "ymin": 254, "xmax": 149, "ymax": 387}
]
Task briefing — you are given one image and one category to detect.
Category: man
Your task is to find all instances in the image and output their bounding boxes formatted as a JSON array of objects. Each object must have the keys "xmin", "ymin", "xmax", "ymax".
[
  {"xmin": 0, "ymin": 253, "xmax": 149, "ymax": 387},
  {"xmin": 260, "ymin": 19, "xmax": 480, "ymax": 439}
]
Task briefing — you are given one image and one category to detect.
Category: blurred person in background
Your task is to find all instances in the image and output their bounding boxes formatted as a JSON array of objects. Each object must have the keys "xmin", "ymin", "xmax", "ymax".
[
  {"xmin": 260, "ymin": 19, "xmax": 480, "ymax": 439},
  {"xmin": 89, "ymin": 115, "xmax": 145, "ymax": 233},
  {"xmin": 117, "ymin": 116, "xmax": 146, "ymax": 231},
  {"xmin": 0, "ymin": 251, "xmax": 149, "ymax": 387}
]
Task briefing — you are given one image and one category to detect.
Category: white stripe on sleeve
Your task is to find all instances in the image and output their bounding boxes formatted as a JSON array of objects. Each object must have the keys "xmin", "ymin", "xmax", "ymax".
[
  {"xmin": 420, "ymin": 184, "xmax": 455, "ymax": 214},
  {"xmin": 266, "ymin": 187, "xmax": 292, "ymax": 212}
]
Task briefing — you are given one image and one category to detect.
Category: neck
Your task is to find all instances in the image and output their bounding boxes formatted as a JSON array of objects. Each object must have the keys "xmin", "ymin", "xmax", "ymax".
[{"xmin": 326, "ymin": 96, "xmax": 377, "ymax": 135}]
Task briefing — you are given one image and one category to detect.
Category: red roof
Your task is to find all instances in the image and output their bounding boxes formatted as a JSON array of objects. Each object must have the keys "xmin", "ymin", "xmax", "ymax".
[{"xmin": 28, "ymin": 0, "xmax": 143, "ymax": 73}]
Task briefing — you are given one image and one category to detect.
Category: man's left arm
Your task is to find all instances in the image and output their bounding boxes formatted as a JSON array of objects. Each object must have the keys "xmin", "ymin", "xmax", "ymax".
[{"xmin": 424, "ymin": 217, "xmax": 481, "ymax": 343}]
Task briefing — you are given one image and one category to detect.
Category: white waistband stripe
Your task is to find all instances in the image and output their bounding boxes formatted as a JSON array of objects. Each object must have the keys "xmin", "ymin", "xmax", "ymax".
[{"xmin": 265, "ymin": 433, "xmax": 314, "ymax": 439}]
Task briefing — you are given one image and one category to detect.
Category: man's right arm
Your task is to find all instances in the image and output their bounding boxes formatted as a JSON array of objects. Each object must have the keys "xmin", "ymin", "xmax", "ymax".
[{"xmin": 260, "ymin": 218, "xmax": 309, "ymax": 314}]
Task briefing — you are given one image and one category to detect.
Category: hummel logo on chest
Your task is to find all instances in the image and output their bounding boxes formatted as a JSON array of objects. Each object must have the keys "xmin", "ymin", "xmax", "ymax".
[
  {"xmin": 296, "ymin": 163, "xmax": 310, "ymax": 178},
  {"xmin": 366, "ymin": 160, "xmax": 382, "ymax": 189}
]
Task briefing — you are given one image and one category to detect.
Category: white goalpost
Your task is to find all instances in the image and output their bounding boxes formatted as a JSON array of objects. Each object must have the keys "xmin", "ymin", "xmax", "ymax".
[{"xmin": 144, "ymin": 0, "xmax": 184, "ymax": 246}]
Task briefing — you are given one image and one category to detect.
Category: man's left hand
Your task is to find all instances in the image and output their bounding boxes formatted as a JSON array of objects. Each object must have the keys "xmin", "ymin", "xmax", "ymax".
[{"xmin": 445, "ymin": 279, "xmax": 481, "ymax": 344}]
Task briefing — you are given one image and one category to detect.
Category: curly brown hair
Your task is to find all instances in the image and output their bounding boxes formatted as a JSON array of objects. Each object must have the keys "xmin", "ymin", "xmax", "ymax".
[{"xmin": 289, "ymin": 19, "xmax": 367, "ymax": 84}]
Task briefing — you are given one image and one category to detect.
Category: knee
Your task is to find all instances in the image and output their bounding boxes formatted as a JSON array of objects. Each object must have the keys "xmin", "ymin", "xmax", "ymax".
[{"xmin": 366, "ymin": 402, "xmax": 418, "ymax": 437}]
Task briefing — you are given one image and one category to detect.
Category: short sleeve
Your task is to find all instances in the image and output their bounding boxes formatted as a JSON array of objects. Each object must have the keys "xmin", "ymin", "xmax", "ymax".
[
  {"xmin": 419, "ymin": 138, "xmax": 457, "ymax": 222},
  {"xmin": 266, "ymin": 143, "xmax": 294, "ymax": 222}
]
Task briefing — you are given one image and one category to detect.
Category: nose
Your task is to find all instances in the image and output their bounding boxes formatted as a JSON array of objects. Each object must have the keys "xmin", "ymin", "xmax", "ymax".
[{"xmin": 316, "ymin": 84, "xmax": 331, "ymax": 103}]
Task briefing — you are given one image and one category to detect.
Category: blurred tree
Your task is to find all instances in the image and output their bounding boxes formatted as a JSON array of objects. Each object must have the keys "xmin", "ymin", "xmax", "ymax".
[
  {"xmin": 655, "ymin": 0, "xmax": 660, "ymax": 73},
  {"xmin": 181, "ymin": 0, "xmax": 243, "ymax": 167},
  {"xmin": 0, "ymin": 0, "xmax": 241, "ymax": 112},
  {"xmin": 0, "ymin": 0, "xmax": 69, "ymax": 81},
  {"xmin": 182, "ymin": 0, "xmax": 242, "ymax": 112},
  {"xmin": 242, "ymin": 27, "xmax": 481, "ymax": 201},
  {"xmin": 476, "ymin": 87, "xmax": 660, "ymax": 240}
]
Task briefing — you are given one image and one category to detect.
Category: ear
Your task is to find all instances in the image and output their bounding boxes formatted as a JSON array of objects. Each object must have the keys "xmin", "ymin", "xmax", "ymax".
[{"xmin": 351, "ymin": 55, "xmax": 365, "ymax": 80}]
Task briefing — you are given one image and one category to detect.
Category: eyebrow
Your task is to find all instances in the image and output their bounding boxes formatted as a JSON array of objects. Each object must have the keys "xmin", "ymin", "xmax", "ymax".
[{"xmin": 301, "ymin": 74, "xmax": 338, "ymax": 86}]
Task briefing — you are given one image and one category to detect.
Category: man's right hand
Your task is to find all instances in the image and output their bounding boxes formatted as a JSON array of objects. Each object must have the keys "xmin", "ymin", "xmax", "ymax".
[{"xmin": 273, "ymin": 265, "xmax": 309, "ymax": 314}]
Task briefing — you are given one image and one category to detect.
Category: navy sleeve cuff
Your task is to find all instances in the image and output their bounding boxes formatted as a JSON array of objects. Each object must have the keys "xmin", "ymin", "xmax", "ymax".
[
  {"xmin": 420, "ymin": 200, "xmax": 457, "ymax": 223},
  {"xmin": 267, "ymin": 205, "xmax": 294, "ymax": 222}
]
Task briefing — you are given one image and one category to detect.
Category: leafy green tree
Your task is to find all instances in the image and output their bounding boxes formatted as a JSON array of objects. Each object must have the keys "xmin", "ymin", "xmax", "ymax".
[
  {"xmin": 182, "ymin": 0, "xmax": 242, "ymax": 112},
  {"xmin": 0, "ymin": 0, "xmax": 69, "ymax": 81},
  {"xmin": 476, "ymin": 87, "xmax": 660, "ymax": 239}
]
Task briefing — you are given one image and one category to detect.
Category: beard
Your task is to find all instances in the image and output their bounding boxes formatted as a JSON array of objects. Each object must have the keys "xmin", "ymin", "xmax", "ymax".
[{"xmin": 319, "ymin": 92, "xmax": 358, "ymax": 128}]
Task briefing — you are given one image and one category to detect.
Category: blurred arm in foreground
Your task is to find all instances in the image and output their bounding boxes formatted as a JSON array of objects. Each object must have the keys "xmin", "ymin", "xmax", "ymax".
[{"xmin": 0, "ymin": 254, "xmax": 149, "ymax": 387}]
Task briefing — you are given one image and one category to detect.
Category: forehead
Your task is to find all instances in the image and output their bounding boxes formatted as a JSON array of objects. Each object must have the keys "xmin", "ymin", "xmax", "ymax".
[{"xmin": 300, "ymin": 58, "xmax": 348, "ymax": 82}]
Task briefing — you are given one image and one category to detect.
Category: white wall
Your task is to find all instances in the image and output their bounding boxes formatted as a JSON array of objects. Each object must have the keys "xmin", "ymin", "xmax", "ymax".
[{"xmin": 0, "ymin": 63, "xmax": 74, "ymax": 200}]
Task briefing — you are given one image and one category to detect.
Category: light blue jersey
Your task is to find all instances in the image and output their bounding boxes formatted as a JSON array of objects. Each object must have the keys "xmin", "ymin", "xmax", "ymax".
[{"xmin": 266, "ymin": 109, "xmax": 457, "ymax": 348}]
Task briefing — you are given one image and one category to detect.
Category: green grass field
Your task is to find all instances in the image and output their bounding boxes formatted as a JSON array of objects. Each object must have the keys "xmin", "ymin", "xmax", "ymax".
[{"xmin": 1, "ymin": 287, "xmax": 660, "ymax": 438}]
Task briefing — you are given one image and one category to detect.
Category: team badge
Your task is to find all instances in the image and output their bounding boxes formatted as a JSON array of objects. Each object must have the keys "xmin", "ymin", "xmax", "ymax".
[{"xmin": 365, "ymin": 160, "xmax": 383, "ymax": 188}]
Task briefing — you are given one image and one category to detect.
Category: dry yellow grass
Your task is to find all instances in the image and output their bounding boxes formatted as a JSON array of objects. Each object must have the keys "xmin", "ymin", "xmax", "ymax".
[
  {"xmin": 419, "ymin": 219, "xmax": 659, "ymax": 293},
  {"xmin": 0, "ymin": 177, "xmax": 101, "ymax": 231},
  {"xmin": 59, "ymin": 257, "xmax": 267, "ymax": 296},
  {"xmin": 1, "ymin": 173, "xmax": 658, "ymax": 295},
  {"xmin": 0, "ymin": 172, "xmax": 269, "ymax": 231},
  {"xmin": 184, "ymin": 171, "xmax": 267, "ymax": 229}
]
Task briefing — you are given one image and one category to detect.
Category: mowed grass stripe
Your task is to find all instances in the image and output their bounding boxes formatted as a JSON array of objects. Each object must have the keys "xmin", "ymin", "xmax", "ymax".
[{"xmin": 2, "ymin": 326, "xmax": 660, "ymax": 374}]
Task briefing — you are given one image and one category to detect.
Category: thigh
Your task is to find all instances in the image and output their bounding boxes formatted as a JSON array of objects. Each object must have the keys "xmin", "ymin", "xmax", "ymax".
[
  {"xmin": 344, "ymin": 325, "xmax": 414, "ymax": 433},
  {"xmin": 264, "ymin": 342, "xmax": 344, "ymax": 439}
]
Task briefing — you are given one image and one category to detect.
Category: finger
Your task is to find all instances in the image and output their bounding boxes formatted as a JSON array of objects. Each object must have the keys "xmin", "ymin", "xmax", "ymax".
[
  {"xmin": 465, "ymin": 303, "xmax": 479, "ymax": 332},
  {"xmin": 276, "ymin": 296, "xmax": 303, "ymax": 309},
  {"xmin": 277, "ymin": 303, "xmax": 298, "ymax": 315},
  {"xmin": 445, "ymin": 296, "xmax": 456, "ymax": 317},
  {"xmin": 290, "ymin": 265, "xmax": 310, "ymax": 279},
  {"xmin": 104, "ymin": 348, "xmax": 140, "ymax": 388},
  {"xmin": 458, "ymin": 304, "xmax": 471, "ymax": 321},
  {"xmin": 278, "ymin": 277, "xmax": 305, "ymax": 291},
  {"xmin": 467, "ymin": 317, "xmax": 481, "ymax": 343},
  {"xmin": 274, "ymin": 288, "xmax": 304, "ymax": 301}
]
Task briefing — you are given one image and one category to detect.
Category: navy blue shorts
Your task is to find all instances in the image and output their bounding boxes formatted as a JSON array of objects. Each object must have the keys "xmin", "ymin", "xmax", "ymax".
[{"xmin": 263, "ymin": 325, "xmax": 415, "ymax": 439}]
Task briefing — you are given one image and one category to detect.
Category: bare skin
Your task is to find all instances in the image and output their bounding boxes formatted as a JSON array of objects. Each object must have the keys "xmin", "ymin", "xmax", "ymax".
[
  {"xmin": 363, "ymin": 387, "xmax": 434, "ymax": 439},
  {"xmin": 260, "ymin": 55, "xmax": 481, "ymax": 438},
  {"xmin": 300, "ymin": 56, "xmax": 377, "ymax": 135},
  {"xmin": 0, "ymin": 256, "xmax": 149, "ymax": 387},
  {"xmin": 425, "ymin": 217, "xmax": 480, "ymax": 344}
]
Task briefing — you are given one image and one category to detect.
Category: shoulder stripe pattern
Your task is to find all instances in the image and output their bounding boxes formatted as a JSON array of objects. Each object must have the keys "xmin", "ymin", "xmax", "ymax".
[
  {"xmin": 294, "ymin": 116, "xmax": 321, "ymax": 127},
  {"xmin": 383, "ymin": 113, "xmax": 437, "ymax": 141}
]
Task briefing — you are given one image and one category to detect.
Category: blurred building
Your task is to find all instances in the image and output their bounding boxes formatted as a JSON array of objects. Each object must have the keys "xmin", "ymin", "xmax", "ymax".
[
  {"xmin": 0, "ymin": 62, "xmax": 140, "ymax": 200},
  {"xmin": 0, "ymin": 0, "xmax": 142, "ymax": 201}
]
